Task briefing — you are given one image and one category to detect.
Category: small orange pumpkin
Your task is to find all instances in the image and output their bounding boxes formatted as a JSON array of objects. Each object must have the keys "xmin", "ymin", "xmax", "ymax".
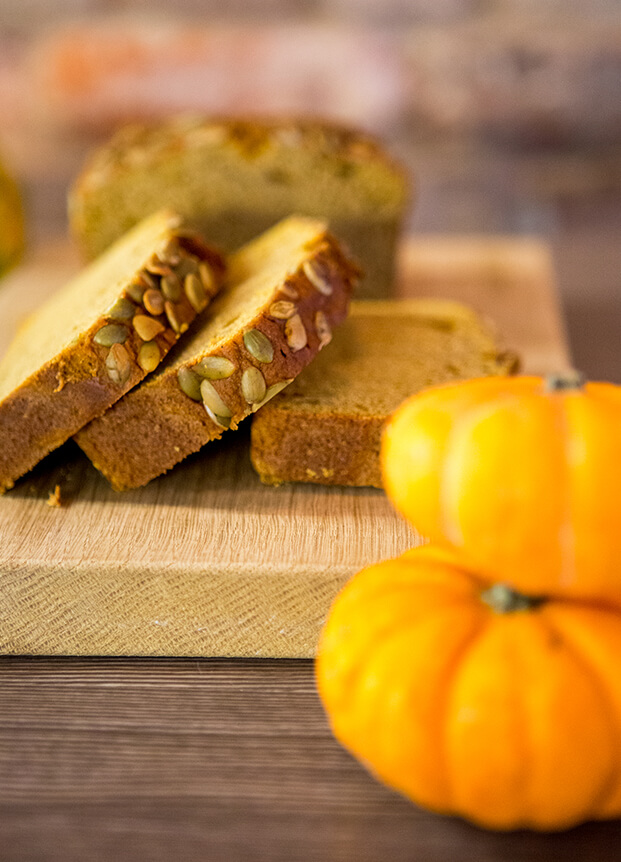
[
  {"xmin": 381, "ymin": 373, "xmax": 621, "ymax": 600},
  {"xmin": 0, "ymin": 154, "xmax": 24, "ymax": 279},
  {"xmin": 316, "ymin": 544, "xmax": 621, "ymax": 831}
]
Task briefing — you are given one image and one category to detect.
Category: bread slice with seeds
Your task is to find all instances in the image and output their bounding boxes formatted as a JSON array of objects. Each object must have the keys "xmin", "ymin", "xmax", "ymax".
[
  {"xmin": 250, "ymin": 299, "xmax": 519, "ymax": 488},
  {"xmin": 74, "ymin": 215, "xmax": 360, "ymax": 490},
  {"xmin": 0, "ymin": 209, "xmax": 225, "ymax": 493},
  {"xmin": 68, "ymin": 116, "xmax": 408, "ymax": 299}
]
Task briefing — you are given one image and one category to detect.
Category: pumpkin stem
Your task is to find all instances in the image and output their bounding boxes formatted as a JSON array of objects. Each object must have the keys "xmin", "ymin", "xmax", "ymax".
[
  {"xmin": 480, "ymin": 583, "xmax": 544, "ymax": 614},
  {"xmin": 544, "ymin": 370, "xmax": 585, "ymax": 393}
]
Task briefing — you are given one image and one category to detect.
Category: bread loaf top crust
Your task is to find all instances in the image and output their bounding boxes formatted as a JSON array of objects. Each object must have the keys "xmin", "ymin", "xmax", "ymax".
[{"xmin": 68, "ymin": 117, "xmax": 410, "ymax": 301}]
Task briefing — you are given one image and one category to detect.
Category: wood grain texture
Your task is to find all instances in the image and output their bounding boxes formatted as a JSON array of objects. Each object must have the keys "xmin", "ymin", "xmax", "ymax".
[
  {"xmin": 0, "ymin": 236, "xmax": 570, "ymax": 658},
  {"xmin": 1, "ymin": 656, "xmax": 619, "ymax": 862}
]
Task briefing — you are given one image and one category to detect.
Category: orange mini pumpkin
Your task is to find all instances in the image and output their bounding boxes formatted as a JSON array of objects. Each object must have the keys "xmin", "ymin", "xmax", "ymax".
[
  {"xmin": 0, "ymin": 153, "xmax": 24, "ymax": 279},
  {"xmin": 381, "ymin": 373, "xmax": 621, "ymax": 600},
  {"xmin": 316, "ymin": 544, "xmax": 621, "ymax": 831}
]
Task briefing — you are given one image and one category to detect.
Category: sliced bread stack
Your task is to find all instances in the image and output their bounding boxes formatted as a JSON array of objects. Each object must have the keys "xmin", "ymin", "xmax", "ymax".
[{"xmin": 75, "ymin": 215, "xmax": 360, "ymax": 490}]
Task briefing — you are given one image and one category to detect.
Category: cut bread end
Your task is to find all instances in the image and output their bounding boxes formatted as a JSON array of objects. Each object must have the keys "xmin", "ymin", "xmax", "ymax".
[{"xmin": 250, "ymin": 299, "xmax": 519, "ymax": 488}]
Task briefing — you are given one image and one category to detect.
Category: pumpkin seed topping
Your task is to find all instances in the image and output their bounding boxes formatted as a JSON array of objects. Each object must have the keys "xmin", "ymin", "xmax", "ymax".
[
  {"xmin": 164, "ymin": 301, "xmax": 186, "ymax": 334},
  {"xmin": 178, "ymin": 366, "xmax": 203, "ymax": 401},
  {"xmin": 175, "ymin": 255, "xmax": 199, "ymax": 280},
  {"xmin": 94, "ymin": 324, "xmax": 129, "ymax": 347},
  {"xmin": 204, "ymin": 406, "xmax": 232, "ymax": 429},
  {"xmin": 158, "ymin": 238, "xmax": 181, "ymax": 265},
  {"xmin": 251, "ymin": 379, "xmax": 294, "ymax": 412},
  {"xmin": 133, "ymin": 314, "xmax": 165, "ymax": 341},
  {"xmin": 105, "ymin": 342, "xmax": 131, "ymax": 385},
  {"xmin": 161, "ymin": 272, "xmax": 182, "ymax": 302},
  {"xmin": 303, "ymin": 260, "xmax": 333, "ymax": 295},
  {"xmin": 145, "ymin": 256, "xmax": 173, "ymax": 277},
  {"xmin": 241, "ymin": 367, "xmax": 267, "ymax": 404},
  {"xmin": 199, "ymin": 261, "xmax": 216, "ymax": 295},
  {"xmin": 315, "ymin": 310, "xmax": 332, "ymax": 348},
  {"xmin": 137, "ymin": 340, "xmax": 160, "ymax": 372},
  {"xmin": 200, "ymin": 379, "xmax": 233, "ymax": 427},
  {"xmin": 107, "ymin": 297, "xmax": 136, "ymax": 321},
  {"xmin": 243, "ymin": 329, "xmax": 274, "ymax": 363},
  {"xmin": 184, "ymin": 273, "xmax": 207, "ymax": 312},
  {"xmin": 126, "ymin": 281, "xmax": 147, "ymax": 304},
  {"xmin": 269, "ymin": 300, "xmax": 296, "ymax": 320},
  {"xmin": 280, "ymin": 283, "xmax": 299, "ymax": 300},
  {"xmin": 143, "ymin": 288, "xmax": 165, "ymax": 316},
  {"xmin": 140, "ymin": 270, "xmax": 159, "ymax": 290},
  {"xmin": 285, "ymin": 314, "xmax": 307, "ymax": 351},
  {"xmin": 193, "ymin": 356, "xmax": 235, "ymax": 379}
]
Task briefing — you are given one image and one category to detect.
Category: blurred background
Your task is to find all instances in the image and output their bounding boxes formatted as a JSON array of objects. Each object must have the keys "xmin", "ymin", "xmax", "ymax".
[{"xmin": 0, "ymin": 0, "xmax": 619, "ymax": 378}]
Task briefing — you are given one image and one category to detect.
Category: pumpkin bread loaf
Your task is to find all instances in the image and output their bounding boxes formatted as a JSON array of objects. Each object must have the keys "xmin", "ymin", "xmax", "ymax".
[
  {"xmin": 68, "ymin": 116, "xmax": 408, "ymax": 298},
  {"xmin": 75, "ymin": 215, "xmax": 360, "ymax": 490},
  {"xmin": 0, "ymin": 209, "xmax": 225, "ymax": 493},
  {"xmin": 250, "ymin": 299, "xmax": 519, "ymax": 489}
]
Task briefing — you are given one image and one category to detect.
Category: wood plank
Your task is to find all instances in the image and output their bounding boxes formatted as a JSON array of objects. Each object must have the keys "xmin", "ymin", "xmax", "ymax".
[
  {"xmin": 0, "ymin": 236, "xmax": 570, "ymax": 658},
  {"xmin": 1, "ymin": 656, "xmax": 619, "ymax": 862}
]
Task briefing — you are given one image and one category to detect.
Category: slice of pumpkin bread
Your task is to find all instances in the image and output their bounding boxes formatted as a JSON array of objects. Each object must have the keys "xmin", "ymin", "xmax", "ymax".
[
  {"xmin": 0, "ymin": 209, "xmax": 225, "ymax": 493},
  {"xmin": 68, "ymin": 116, "xmax": 409, "ymax": 298},
  {"xmin": 74, "ymin": 215, "xmax": 360, "ymax": 490},
  {"xmin": 250, "ymin": 299, "xmax": 519, "ymax": 488}
]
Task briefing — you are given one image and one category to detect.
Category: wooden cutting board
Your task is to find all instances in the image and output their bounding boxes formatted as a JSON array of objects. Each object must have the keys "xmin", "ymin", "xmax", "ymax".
[{"xmin": 0, "ymin": 236, "xmax": 570, "ymax": 658}]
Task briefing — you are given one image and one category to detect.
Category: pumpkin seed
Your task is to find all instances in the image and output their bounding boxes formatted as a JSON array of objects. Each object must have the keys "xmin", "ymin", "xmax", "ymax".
[
  {"xmin": 140, "ymin": 270, "xmax": 159, "ymax": 290},
  {"xmin": 315, "ymin": 310, "xmax": 332, "ymax": 348},
  {"xmin": 133, "ymin": 314, "xmax": 165, "ymax": 341},
  {"xmin": 204, "ymin": 405, "xmax": 232, "ymax": 429},
  {"xmin": 199, "ymin": 261, "xmax": 215, "ymax": 294},
  {"xmin": 177, "ymin": 366, "xmax": 202, "ymax": 401},
  {"xmin": 285, "ymin": 314, "xmax": 307, "ymax": 351},
  {"xmin": 184, "ymin": 273, "xmax": 207, "ymax": 312},
  {"xmin": 251, "ymin": 379, "xmax": 293, "ymax": 412},
  {"xmin": 280, "ymin": 283, "xmax": 299, "ymax": 300},
  {"xmin": 165, "ymin": 301, "xmax": 185, "ymax": 334},
  {"xmin": 200, "ymin": 379, "xmax": 232, "ymax": 428},
  {"xmin": 143, "ymin": 288, "xmax": 165, "ymax": 316},
  {"xmin": 105, "ymin": 342, "xmax": 131, "ymax": 385},
  {"xmin": 157, "ymin": 238, "xmax": 181, "ymax": 265},
  {"xmin": 269, "ymin": 300, "xmax": 296, "ymax": 320},
  {"xmin": 138, "ymin": 340, "xmax": 160, "ymax": 372},
  {"xmin": 241, "ymin": 367, "xmax": 267, "ymax": 404},
  {"xmin": 126, "ymin": 281, "xmax": 147, "ymax": 304},
  {"xmin": 303, "ymin": 259, "xmax": 333, "ymax": 295},
  {"xmin": 145, "ymin": 256, "xmax": 172, "ymax": 276},
  {"xmin": 175, "ymin": 255, "xmax": 199, "ymax": 280},
  {"xmin": 106, "ymin": 297, "xmax": 136, "ymax": 321},
  {"xmin": 193, "ymin": 355, "xmax": 235, "ymax": 379},
  {"xmin": 161, "ymin": 272, "xmax": 182, "ymax": 302},
  {"xmin": 243, "ymin": 329, "xmax": 273, "ymax": 363},
  {"xmin": 94, "ymin": 324, "xmax": 129, "ymax": 347}
]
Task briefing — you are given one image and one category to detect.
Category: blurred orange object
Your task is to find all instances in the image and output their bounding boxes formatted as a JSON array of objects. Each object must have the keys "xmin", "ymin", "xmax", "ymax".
[
  {"xmin": 0, "ymin": 154, "xmax": 24, "ymax": 278},
  {"xmin": 28, "ymin": 20, "xmax": 406, "ymax": 134}
]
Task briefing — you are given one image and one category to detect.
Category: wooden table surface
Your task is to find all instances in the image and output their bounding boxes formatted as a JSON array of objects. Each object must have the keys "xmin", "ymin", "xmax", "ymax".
[
  {"xmin": 2, "ymin": 206, "xmax": 620, "ymax": 858},
  {"xmin": 3, "ymin": 656, "xmax": 621, "ymax": 862}
]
